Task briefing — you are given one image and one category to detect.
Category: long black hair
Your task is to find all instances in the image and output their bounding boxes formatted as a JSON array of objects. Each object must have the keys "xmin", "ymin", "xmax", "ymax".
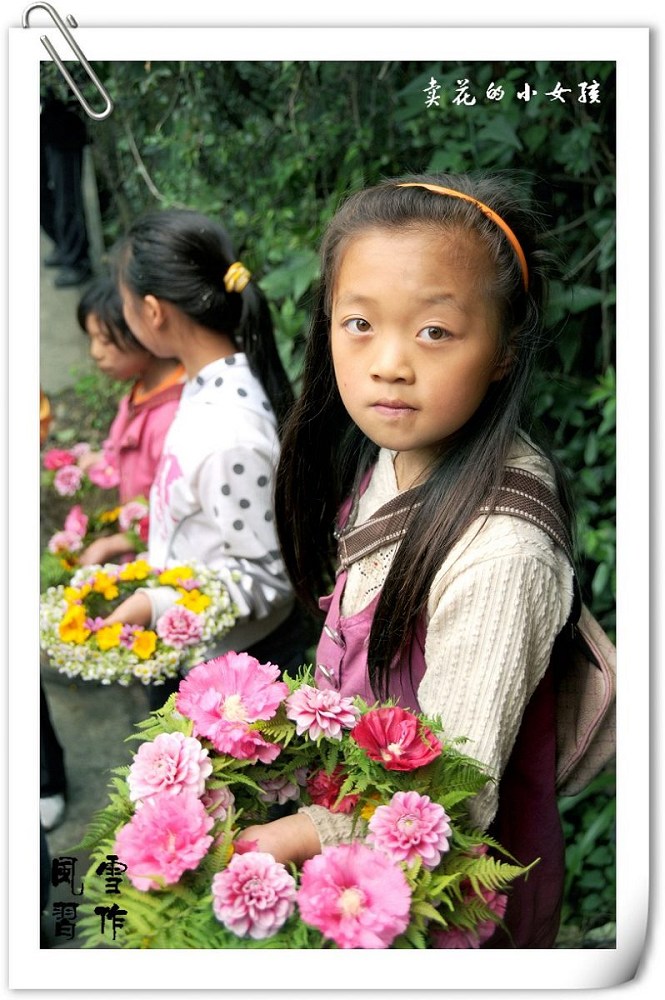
[
  {"xmin": 275, "ymin": 171, "xmax": 574, "ymax": 700},
  {"xmin": 115, "ymin": 209, "xmax": 294, "ymax": 431}
]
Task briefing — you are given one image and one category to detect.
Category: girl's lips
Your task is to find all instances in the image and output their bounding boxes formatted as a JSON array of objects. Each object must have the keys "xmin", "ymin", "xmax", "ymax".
[{"xmin": 372, "ymin": 400, "xmax": 416, "ymax": 417}]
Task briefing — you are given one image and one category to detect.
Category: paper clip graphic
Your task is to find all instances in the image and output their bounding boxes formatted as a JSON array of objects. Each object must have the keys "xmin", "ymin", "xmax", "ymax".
[{"xmin": 22, "ymin": 2, "xmax": 114, "ymax": 121}]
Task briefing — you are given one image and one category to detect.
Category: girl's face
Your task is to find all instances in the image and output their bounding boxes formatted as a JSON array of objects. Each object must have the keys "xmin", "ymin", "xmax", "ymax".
[
  {"xmin": 85, "ymin": 313, "xmax": 149, "ymax": 381},
  {"xmin": 330, "ymin": 226, "xmax": 506, "ymax": 486}
]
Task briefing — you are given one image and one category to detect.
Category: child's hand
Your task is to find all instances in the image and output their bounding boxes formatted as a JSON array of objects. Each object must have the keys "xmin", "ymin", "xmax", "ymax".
[
  {"xmin": 240, "ymin": 814, "xmax": 321, "ymax": 867},
  {"xmin": 77, "ymin": 449, "xmax": 103, "ymax": 472},
  {"xmin": 104, "ymin": 591, "xmax": 153, "ymax": 627},
  {"xmin": 78, "ymin": 533, "xmax": 136, "ymax": 567}
]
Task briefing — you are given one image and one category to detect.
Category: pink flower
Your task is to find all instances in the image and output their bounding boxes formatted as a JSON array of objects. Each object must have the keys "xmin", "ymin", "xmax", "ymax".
[
  {"xmin": 201, "ymin": 785, "xmax": 235, "ymax": 821},
  {"xmin": 157, "ymin": 605, "xmax": 204, "ymax": 649},
  {"xmin": 127, "ymin": 732, "xmax": 213, "ymax": 803},
  {"xmin": 307, "ymin": 766, "xmax": 358, "ymax": 814},
  {"xmin": 298, "ymin": 842, "xmax": 412, "ymax": 949},
  {"xmin": 43, "ymin": 448, "xmax": 76, "ymax": 470},
  {"xmin": 258, "ymin": 776, "xmax": 301, "ymax": 805},
  {"xmin": 118, "ymin": 500, "xmax": 149, "ymax": 531},
  {"xmin": 430, "ymin": 889, "xmax": 508, "ymax": 948},
  {"xmin": 119, "ymin": 624, "xmax": 141, "ymax": 648},
  {"xmin": 233, "ymin": 838, "xmax": 259, "ymax": 855},
  {"xmin": 114, "ymin": 792, "xmax": 213, "ymax": 891},
  {"xmin": 216, "ymin": 725, "xmax": 282, "ymax": 764},
  {"xmin": 70, "ymin": 442, "xmax": 92, "ymax": 459},
  {"xmin": 212, "ymin": 851, "xmax": 297, "ymax": 939},
  {"xmin": 64, "ymin": 504, "xmax": 89, "ymax": 538},
  {"xmin": 85, "ymin": 617, "xmax": 106, "ymax": 632},
  {"xmin": 53, "ymin": 465, "xmax": 84, "ymax": 496},
  {"xmin": 87, "ymin": 457, "xmax": 120, "ymax": 489},
  {"xmin": 48, "ymin": 529, "xmax": 83, "ymax": 554},
  {"xmin": 176, "ymin": 653, "xmax": 288, "ymax": 758},
  {"xmin": 351, "ymin": 706, "xmax": 442, "ymax": 771},
  {"xmin": 367, "ymin": 791, "xmax": 452, "ymax": 869},
  {"xmin": 286, "ymin": 684, "xmax": 360, "ymax": 740}
]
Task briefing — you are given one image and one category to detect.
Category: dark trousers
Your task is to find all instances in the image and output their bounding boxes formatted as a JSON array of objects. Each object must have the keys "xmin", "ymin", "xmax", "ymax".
[
  {"xmin": 42, "ymin": 143, "xmax": 89, "ymax": 268},
  {"xmin": 40, "ymin": 684, "xmax": 67, "ymax": 798}
]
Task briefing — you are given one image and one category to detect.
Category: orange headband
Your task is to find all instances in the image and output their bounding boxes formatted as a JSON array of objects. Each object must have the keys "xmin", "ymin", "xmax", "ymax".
[{"xmin": 397, "ymin": 182, "xmax": 529, "ymax": 292}]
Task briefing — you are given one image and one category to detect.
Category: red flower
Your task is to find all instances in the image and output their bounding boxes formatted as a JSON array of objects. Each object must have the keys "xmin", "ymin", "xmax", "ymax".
[
  {"xmin": 43, "ymin": 448, "xmax": 76, "ymax": 471},
  {"xmin": 307, "ymin": 766, "xmax": 358, "ymax": 813},
  {"xmin": 351, "ymin": 706, "xmax": 442, "ymax": 771}
]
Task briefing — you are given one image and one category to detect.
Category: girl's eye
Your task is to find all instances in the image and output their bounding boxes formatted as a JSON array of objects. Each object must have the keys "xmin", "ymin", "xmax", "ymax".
[
  {"xmin": 418, "ymin": 326, "xmax": 450, "ymax": 342},
  {"xmin": 344, "ymin": 317, "xmax": 371, "ymax": 335}
]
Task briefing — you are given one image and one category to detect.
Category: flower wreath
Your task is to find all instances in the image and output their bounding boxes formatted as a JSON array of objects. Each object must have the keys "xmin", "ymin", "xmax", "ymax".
[
  {"xmin": 76, "ymin": 656, "xmax": 534, "ymax": 949},
  {"xmin": 39, "ymin": 560, "xmax": 239, "ymax": 686},
  {"xmin": 40, "ymin": 499, "xmax": 149, "ymax": 590}
]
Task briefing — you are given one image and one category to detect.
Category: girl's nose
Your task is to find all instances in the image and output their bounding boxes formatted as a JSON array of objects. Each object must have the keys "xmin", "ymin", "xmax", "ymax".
[{"xmin": 369, "ymin": 336, "xmax": 414, "ymax": 383}]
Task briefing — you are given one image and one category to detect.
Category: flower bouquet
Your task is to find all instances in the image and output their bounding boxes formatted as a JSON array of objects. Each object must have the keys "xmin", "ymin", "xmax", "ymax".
[
  {"xmin": 75, "ymin": 657, "xmax": 535, "ymax": 949},
  {"xmin": 42, "ymin": 443, "xmax": 120, "ymax": 498},
  {"xmin": 40, "ymin": 499, "xmax": 150, "ymax": 590},
  {"xmin": 39, "ymin": 560, "xmax": 239, "ymax": 685}
]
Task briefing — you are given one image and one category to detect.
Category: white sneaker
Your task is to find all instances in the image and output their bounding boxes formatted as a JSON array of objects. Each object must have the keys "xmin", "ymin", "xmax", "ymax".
[{"xmin": 40, "ymin": 794, "xmax": 66, "ymax": 831}]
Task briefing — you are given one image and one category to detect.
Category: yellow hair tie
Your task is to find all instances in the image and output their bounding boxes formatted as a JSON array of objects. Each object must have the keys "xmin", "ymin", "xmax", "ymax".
[
  {"xmin": 397, "ymin": 182, "xmax": 529, "ymax": 292},
  {"xmin": 224, "ymin": 261, "xmax": 251, "ymax": 293}
]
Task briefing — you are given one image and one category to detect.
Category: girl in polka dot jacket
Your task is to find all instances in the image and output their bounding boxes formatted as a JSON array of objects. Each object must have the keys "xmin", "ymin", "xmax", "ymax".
[{"xmin": 105, "ymin": 210, "xmax": 308, "ymax": 704}]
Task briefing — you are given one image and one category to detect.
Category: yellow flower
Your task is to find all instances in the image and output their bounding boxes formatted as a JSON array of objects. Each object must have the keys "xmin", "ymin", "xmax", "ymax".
[
  {"xmin": 91, "ymin": 572, "xmax": 119, "ymax": 600},
  {"xmin": 159, "ymin": 566, "xmax": 194, "ymax": 586},
  {"xmin": 95, "ymin": 623, "xmax": 123, "ymax": 650},
  {"xmin": 64, "ymin": 583, "xmax": 91, "ymax": 604},
  {"xmin": 118, "ymin": 559, "xmax": 152, "ymax": 582},
  {"xmin": 58, "ymin": 604, "xmax": 90, "ymax": 644},
  {"xmin": 132, "ymin": 630, "xmax": 157, "ymax": 660},
  {"xmin": 99, "ymin": 507, "xmax": 121, "ymax": 524},
  {"xmin": 359, "ymin": 795, "xmax": 382, "ymax": 821},
  {"xmin": 176, "ymin": 589, "xmax": 211, "ymax": 614}
]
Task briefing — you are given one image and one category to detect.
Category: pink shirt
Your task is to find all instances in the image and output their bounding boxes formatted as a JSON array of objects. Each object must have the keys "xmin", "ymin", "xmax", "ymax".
[{"xmin": 104, "ymin": 380, "xmax": 183, "ymax": 503}]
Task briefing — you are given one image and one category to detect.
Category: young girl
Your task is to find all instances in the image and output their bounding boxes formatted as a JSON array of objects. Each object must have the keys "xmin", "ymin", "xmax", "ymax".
[
  {"xmin": 241, "ymin": 174, "xmax": 576, "ymax": 949},
  {"xmin": 76, "ymin": 274, "xmax": 185, "ymax": 566},
  {"xmin": 104, "ymin": 209, "xmax": 308, "ymax": 703}
]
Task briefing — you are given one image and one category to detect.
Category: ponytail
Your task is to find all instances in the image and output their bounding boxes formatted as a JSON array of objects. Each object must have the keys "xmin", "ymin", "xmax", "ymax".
[{"xmin": 117, "ymin": 208, "xmax": 294, "ymax": 434}]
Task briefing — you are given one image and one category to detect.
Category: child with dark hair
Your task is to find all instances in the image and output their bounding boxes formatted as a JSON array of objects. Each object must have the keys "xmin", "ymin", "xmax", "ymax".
[
  {"xmin": 76, "ymin": 274, "xmax": 185, "ymax": 566},
  {"xmin": 104, "ymin": 209, "xmax": 308, "ymax": 705},
  {"xmin": 240, "ymin": 173, "xmax": 577, "ymax": 949}
]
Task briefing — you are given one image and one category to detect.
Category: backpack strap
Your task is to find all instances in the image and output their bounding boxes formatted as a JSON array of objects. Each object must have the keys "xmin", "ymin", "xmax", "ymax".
[
  {"xmin": 337, "ymin": 486, "xmax": 423, "ymax": 570},
  {"xmin": 338, "ymin": 466, "xmax": 573, "ymax": 574},
  {"xmin": 478, "ymin": 468, "xmax": 574, "ymax": 566}
]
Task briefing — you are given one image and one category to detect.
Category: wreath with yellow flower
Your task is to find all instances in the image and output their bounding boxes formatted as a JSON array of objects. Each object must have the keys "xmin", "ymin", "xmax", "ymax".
[
  {"xmin": 39, "ymin": 559, "xmax": 239, "ymax": 685},
  {"xmin": 40, "ymin": 499, "xmax": 149, "ymax": 591}
]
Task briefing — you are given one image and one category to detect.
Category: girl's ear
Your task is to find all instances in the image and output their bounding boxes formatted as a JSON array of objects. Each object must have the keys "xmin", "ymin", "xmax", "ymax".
[
  {"xmin": 491, "ymin": 328, "xmax": 518, "ymax": 382},
  {"xmin": 142, "ymin": 294, "xmax": 167, "ymax": 329},
  {"xmin": 491, "ymin": 351, "xmax": 514, "ymax": 382}
]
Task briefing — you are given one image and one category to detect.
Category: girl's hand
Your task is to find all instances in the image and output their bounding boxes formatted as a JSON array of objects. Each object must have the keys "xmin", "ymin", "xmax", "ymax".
[
  {"xmin": 77, "ymin": 449, "xmax": 103, "ymax": 472},
  {"xmin": 239, "ymin": 814, "xmax": 321, "ymax": 867},
  {"xmin": 104, "ymin": 591, "xmax": 153, "ymax": 627},
  {"xmin": 78, "ymin": 533, "xmax": 135, "ymax": 567}
]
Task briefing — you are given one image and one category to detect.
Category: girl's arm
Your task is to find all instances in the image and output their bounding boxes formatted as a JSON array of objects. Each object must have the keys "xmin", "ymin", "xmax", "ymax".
[
  {"xmin": 419, "ymin": 543, "xmax": 573, "ymax": 829},
  {"xmin": 78, "ymin": 532, "xmax": 137, "ymax": 566}
]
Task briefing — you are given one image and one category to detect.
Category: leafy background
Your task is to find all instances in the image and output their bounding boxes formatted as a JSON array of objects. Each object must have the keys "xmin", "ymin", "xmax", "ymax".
[{"xmin": 44, "ymin": 59, "xmax": 616, "ymax": 947}]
